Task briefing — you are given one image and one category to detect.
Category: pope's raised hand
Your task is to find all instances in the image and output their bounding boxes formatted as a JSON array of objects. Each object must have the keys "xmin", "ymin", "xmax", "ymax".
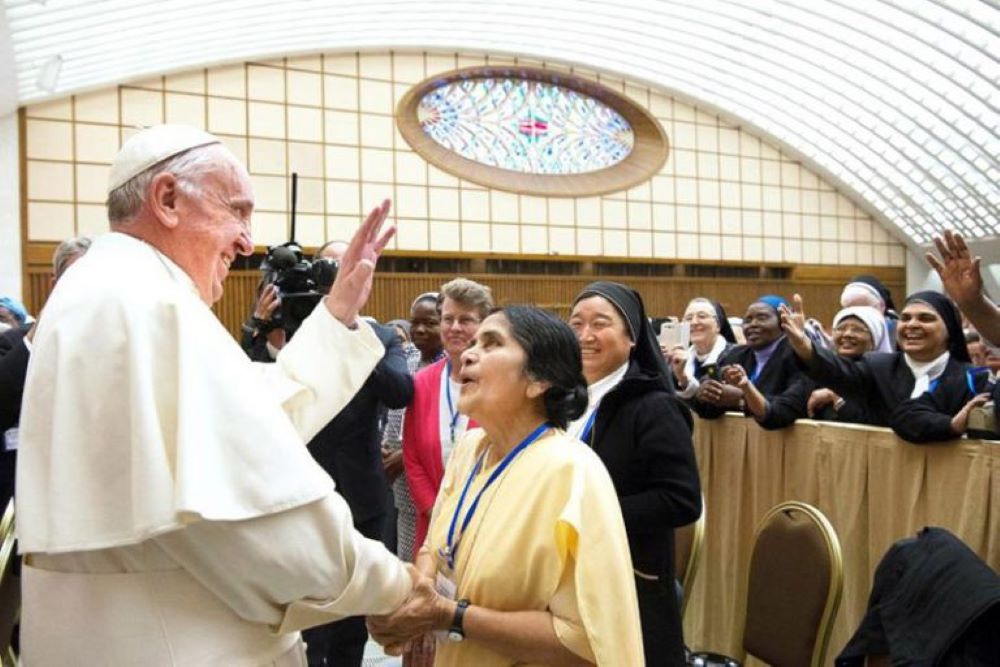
[{"xmin": 325, "ymin": 199, "xmax": 395, "ymax": 326}]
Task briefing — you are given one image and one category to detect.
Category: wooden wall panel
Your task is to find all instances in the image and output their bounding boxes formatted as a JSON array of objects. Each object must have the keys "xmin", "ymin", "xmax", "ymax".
[{"xmin": 24, "ymin": 266, "xmax": 905, "ymax": 341}]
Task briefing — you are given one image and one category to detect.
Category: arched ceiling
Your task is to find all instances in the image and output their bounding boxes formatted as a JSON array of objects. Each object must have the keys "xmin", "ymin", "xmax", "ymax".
[{"xmin": 2, "ymin": 0, "xmax": 997, "ymax": 253}]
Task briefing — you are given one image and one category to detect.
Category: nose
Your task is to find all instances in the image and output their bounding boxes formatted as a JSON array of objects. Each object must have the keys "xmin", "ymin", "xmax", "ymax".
[
  {"xmin": 460, "ymin": 346, "xmax": 477, "ymax": 366},
  {"xmin": 236, "ymin": 229, "xmax": 253, "ymax": 257}
]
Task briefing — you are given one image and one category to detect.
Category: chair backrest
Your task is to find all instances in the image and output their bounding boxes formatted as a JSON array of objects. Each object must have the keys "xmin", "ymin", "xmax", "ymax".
[
  {"xmin": 0, "ymin": 499, "xmax": 18, "ymax": 666},
  {"xmin": 675, "ymin": 493, "xmax": 706, "ymax": 620},
  {"xmin": 741, "ymin": 501, "xmax": 843, "ymax": 667}
]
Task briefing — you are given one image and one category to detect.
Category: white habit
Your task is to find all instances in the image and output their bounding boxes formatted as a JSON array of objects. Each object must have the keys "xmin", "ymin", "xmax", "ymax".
[{"xmin": 16, "ymin": 233, "xmax": 411, "ymax": 665}]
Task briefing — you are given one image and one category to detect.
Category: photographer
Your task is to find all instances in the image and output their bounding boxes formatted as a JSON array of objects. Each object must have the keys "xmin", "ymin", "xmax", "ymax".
[{"xmin": 242, "ymin": 239, "xmax": 346, "ymax": 361}]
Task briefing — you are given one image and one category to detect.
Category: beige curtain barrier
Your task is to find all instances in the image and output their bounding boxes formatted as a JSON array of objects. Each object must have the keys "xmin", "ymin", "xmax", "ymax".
[{"xmin": 684, "ymin": 415, "xmax": 1000, "ymax": 661}]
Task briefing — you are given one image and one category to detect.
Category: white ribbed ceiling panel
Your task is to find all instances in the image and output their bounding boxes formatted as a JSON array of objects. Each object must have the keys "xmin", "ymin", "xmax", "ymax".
[{"xmin": 2, "ymin": 0, "xmax": 997, "ymax": 251}]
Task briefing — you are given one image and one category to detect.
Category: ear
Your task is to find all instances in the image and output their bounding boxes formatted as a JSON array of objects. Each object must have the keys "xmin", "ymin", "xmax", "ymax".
[
  {"xmin": 147, "ymin": 172, "xmax": 182, "ymax": 229},
  {"xmin": 525, "ymin": 378, "xmax": 551, "ymax": 400}
]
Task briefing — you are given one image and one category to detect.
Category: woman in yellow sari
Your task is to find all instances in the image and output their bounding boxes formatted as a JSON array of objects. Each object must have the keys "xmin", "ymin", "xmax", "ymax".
[{"xmin": 369, "ymin": 305, "xmax": 643, "ymax": 666}]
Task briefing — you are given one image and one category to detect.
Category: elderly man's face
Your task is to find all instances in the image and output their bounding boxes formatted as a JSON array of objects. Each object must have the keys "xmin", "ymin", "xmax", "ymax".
[{"xmin": 173, "ymin": 159, "xmax": 254, "ymax": 304}]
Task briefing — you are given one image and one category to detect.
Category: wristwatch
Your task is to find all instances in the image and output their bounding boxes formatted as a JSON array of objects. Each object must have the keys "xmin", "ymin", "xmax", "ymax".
[{"xmin": 448, "ymin": 599, "xmax": 471, "ymax": 642}]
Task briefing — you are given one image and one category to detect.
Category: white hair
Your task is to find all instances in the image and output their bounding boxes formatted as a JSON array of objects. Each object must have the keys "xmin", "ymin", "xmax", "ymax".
[
  {"xmin": 106, "ymin": 143, "xmax": 237, "ymax": 226},
  {"xmin": 52, "ymin": 235, "xmax": 92, "ymax": 280}
]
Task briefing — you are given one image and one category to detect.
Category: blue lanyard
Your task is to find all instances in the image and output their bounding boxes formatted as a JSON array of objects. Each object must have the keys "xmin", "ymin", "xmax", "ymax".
[
  {"xmin": 966, "ymin": 367, "xmax": 991, "ymax": 394},
  {"xmin": 444, "ymin": 360, "xmax": 461, "ymax": 443},
  {"xmin": 444, "ymin": 422, "xmax": 550, "ymax": 571},
  {"xmin": 580, "ymin": 408, "xmax": 598, "ymax": 443}
]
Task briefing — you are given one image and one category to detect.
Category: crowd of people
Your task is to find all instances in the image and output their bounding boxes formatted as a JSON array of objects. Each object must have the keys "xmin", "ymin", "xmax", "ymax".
[{"xmin": 4, "ymin": 123, "xmax": 999, "ymax": 666}]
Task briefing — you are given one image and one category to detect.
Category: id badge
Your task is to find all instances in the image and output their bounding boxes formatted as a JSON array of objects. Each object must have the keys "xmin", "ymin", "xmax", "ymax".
[
  {"xmin": 433, "ymin": 569, "xmax": 457, "ymax": 642},
  {"xmin": 435, "ymin": 569, "xmax": 457, "ymax": 601}
]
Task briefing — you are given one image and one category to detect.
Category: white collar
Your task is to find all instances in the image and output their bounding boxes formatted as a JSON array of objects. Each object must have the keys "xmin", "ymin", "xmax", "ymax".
[
  {"xmin": 684, "ymin": 336, "xmax": 727, "ymax": 378},
  {"xmin": 904, "ymin": 350, "xmax": 950, "ymax": 398},
  {"xmin": 587, "ymin": 361, "xmax": 630, "ymax": 408}
]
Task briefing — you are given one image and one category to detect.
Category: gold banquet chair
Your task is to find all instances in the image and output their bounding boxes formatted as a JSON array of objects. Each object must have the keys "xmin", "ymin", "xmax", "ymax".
[
  {"xmin": 690, "ymin": 500, "xmax": 843, "ymax": 667},
  {"xmin": 0, "ymin": 500, "xmax": 18, "ymax": 667},
  {"xmin": 675, "ymin": 494, "xmax": 706, "ymax": 621}
]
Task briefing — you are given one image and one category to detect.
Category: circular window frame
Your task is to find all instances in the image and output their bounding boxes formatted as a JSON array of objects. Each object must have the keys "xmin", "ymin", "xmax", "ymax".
[{"xmin": 395, "ymin": 66, "xmax": 669, "ymax": 198}]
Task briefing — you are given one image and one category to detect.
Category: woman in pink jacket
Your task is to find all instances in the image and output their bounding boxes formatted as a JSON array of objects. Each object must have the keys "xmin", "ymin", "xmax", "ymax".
[{"xmin": 402, "ymin": 278, "xmax": 493, "ymax": 558}]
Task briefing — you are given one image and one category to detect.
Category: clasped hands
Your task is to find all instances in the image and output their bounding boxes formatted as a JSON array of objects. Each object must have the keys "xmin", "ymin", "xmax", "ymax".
[
  {"xmin": 367, "ymin": 565, "xmax": 455, "ymax": 656},
  {"xmin": 696, "ymin": 365, "xmax": 747, "ymax": 406}
]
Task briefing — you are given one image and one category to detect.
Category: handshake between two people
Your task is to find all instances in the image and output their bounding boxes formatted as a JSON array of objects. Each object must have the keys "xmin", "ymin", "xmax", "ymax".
[{"xmin": 367, "ymin": 564, "xmax": 455, "ymax": 660}]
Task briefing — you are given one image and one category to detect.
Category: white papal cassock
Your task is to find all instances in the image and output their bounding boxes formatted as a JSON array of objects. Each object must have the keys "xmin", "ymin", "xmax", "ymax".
[{"xmin": 16, "ymin": 232, "xmax": 411, "ymax": 665}]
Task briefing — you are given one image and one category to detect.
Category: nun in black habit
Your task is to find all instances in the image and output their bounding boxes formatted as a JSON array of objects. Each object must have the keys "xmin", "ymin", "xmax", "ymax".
[
  {"xmin": 692, "ymin": 295, "xmax": 814, "ymax": 430},
  {"xmin": 782, "ymin": 291, "xmax": 987, "ymax": 442},
  {"xmin": 567, "ymin": 281, "xmax": 702, "ymax": 666}
]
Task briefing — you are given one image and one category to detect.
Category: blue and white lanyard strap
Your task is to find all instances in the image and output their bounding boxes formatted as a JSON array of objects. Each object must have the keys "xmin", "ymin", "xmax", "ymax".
[
  {"xmin": 443, "ymin": 422, "xmax": 550, "ymax": 571},
  {"xmin": 444, "ymin": 360, "xmax": 461, "ymax": 443},
  {"xmin": 580, "ymin": 407, "xmax": 599, "ymax": 443},
  {"xmin": 966, "ymin": 367, "xmax": 991, "ymax": 394}
]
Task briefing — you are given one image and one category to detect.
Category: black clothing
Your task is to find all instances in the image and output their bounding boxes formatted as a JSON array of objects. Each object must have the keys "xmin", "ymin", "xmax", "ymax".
[
  {"xmin": 0, "ymin": 326, "xmax": 31, "ymax": 509},
  {"xmin": 888, "ymin": 371, "xmax": 974, "ymax": 443},
  {"xmin": 801, "ymin": 345, "xmax": 972, "ymax": 433},
  {"xmin": 710, "ymin": 301, "xmax": 737, "ymax": 344},
  {"xmin": 811, "ymin": 354, "xmax": 876, "ymax": 426},
  {"xmin": 692, "ymin": 337, "xmax": 814, "ymax": 430},
  {"xmin": 813, "ymin": 395, "xmax": 874, "ymax": 425},
  {"xmin": 575, "ymin": 281, "xmax": 674, "ymax": 393},
  {"xmin": 588, "ymin": 360, "xmax": 702, "ymax": 666},
  {"xmin": 837, "ymin": 527, "xmax": 1000, "ymax": 666},
  {"xmin": 306, "ymin": 323, "xmax": 413, "ymax": 524}
]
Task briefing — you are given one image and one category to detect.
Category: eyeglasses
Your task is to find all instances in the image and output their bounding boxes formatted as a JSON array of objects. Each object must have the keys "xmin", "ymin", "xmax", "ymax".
[{"xmin": 833, "ymin": 324, "xmax": 872, "ymax": 337}]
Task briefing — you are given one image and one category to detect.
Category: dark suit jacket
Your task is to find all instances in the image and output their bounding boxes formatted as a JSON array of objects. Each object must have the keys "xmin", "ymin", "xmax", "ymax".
[
  {"xmin": 692, "ymin": 337, "xmax": 814, "ymax": 429},
  {"xmin": 802, "ymin": 345, "xmax": 971, "ymax": 436},
  {"xmin": 306, "ymin": 323, "xmax": 413, "ymax": 527},
  {"xmin": 0, "ymin": 325, "xmax": 30, "ymax": 509}
]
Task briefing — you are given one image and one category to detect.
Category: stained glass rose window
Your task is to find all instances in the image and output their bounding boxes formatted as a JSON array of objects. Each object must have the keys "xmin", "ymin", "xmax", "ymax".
[
  {"xmin": 397, "ymin": 67, "xmax": 668, "ymax": 197},
  {"xmin": 417, "ymin": 78, "xmax": 635, "ymax": 174}
]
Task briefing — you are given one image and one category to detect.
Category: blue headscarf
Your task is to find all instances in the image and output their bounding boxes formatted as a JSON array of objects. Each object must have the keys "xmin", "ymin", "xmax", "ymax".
[
  {"xmin": 756, "ymin": 294, "xmax": 789, "ymax": 315},
  {"xmin": 0, "ymin": 297, "xmax": 28, "ymax": 324}
]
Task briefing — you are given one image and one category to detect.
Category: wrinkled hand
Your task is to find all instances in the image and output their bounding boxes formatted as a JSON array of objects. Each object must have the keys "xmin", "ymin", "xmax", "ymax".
[
  {"xmin": 722, "ymin": 364, "xmax": 749, "ymax": 388},
  {"xmin": 326, "ymin": 199, "xmax": 395, "ymax": 326},
  {"xmin": 807, "ymin": 388, "xmax": 840, "ymax": 418},
  {"xmin": 926, "ymin": 231, "xmax": 983, "ymax": 308},
  {"xmin": 950, "ymin": 392, "xmax": 991, "ymax": 435},
  {"xmin": 779, "ymin": 294, "xmax": 813, "ymax": 360},
  {"xmin": 368, "ymin": 567, "xmax": 451, "ymax": 653}
]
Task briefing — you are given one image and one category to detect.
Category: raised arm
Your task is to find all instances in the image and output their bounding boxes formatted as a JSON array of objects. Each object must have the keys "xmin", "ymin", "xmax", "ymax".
[
  {"xmin": 325, "ymin": 199, "xmax": 395, "ymax": 327},
  {"xmin": 926, "ymin": 231, "xmax": 1000, "ymax": 346}
]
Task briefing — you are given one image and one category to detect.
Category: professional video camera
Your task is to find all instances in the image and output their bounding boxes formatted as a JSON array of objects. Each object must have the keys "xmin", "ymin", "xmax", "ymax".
[
  {"xmin": 258, "ymin": 173, "xmax": 339, "ymax": 337},
  {"xmin": 262, "ymin": 241, "xmax": 338, "ymax": 336}
]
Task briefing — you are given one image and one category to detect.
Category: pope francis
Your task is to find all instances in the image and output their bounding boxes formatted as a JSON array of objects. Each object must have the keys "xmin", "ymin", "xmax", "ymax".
[{"xmin": 16, "ymin": 125, "xmax": 418, "ymax": 665}]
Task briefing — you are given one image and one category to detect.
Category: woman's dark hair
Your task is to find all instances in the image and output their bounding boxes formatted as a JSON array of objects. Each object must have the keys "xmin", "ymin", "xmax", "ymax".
[{"xmin": 500, "ymin": 305, "xmax": 588, "ymax": 429}]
